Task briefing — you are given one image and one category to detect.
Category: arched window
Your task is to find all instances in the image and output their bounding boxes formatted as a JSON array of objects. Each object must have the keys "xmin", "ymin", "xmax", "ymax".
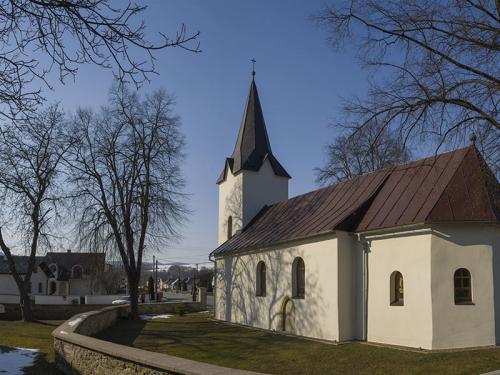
[
  {"xmin": 256, "ymin": 261, "xmax": 266, "ymax": 297},
  {"xmin": 72, "ymin": 265, "xmax": 83, "ymax": 279},
  {"xmin": 454, "ymin": 268, "xmax": 472, "ymax": 304},
  {"xmin": 390, "ymin": 271, "xmax": 404, "ymax": 306},
  {"xmin": 227, "ymin": 216, "xmax": 233, "ymax": 240},
  {"xmin": 48, "ymin": 264, "xmax": 58, "ymax": 277},
  {"xmin": 292, "ymin": 257, "xmax": 305, "ymax": 299}
]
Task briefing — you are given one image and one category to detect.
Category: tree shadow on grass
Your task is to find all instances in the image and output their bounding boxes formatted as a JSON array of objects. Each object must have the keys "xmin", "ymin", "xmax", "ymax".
[
  {"xmin": 24, "ymin": 352, "xmax": 65, "ymax": 375},
  {"xmin": 94, "ymin": 318, "xmax": 146, "ymax": 347},
  {"xmin": 0, "ymin": 345, "xmax": 63, "ymax": 375}
]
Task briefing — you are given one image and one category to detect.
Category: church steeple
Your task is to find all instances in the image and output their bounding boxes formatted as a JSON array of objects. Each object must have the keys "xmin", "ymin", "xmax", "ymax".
[
  {"xmin": 216, "ymin": 71, "xmax": 290, "ymax": 244},
  {"xmin": 217, "ymin": 77, "xmax": 290, "ymax": 184}
]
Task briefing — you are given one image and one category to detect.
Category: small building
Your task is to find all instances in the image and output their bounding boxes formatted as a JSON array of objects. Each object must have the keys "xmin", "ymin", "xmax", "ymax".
[
  {"xmin": 210, "ymin": 76, "xmax": 500, "ymax": 350},
  {"xmin": 0, "ymin": 250, "xmax": 105, "ymax": 301}
]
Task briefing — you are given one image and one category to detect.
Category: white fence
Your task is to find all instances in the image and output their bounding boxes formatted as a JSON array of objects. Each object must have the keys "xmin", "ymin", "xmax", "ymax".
[
  {"xmin": 1, "ymin": 293, "xmax": 126, "ymax": 305},
  {"xmin": 34, "ymin": 295, "xmax": 81, "ymax": 305},
  {"xmin": 85, "ymin": 295, "xmax": 124, "ymax": 305}
]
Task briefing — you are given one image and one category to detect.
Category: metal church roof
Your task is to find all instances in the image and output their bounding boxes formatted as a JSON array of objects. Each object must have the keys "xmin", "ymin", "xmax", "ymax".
[{"xmin": 211, "ymin": 146, "xmax": 499, "ymax": 257}]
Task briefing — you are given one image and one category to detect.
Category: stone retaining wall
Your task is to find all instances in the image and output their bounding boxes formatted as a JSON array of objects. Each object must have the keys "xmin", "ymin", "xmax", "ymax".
[{"xmin": 53, "ymin": 302, "xmax": 267, "ymax": 375}]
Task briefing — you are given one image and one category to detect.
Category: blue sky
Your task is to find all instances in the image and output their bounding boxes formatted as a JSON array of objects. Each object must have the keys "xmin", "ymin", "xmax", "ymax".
[{"xmin": 42, "ymin": 1, "xmax": 372, "ymax": 266}]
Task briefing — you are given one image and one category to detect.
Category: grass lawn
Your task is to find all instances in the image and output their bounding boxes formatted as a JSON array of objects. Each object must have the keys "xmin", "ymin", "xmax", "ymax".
[
  {"xmin": 97, "ymin": 312, "xmax": 500, "ymax": 375},
  {"xmin": 0, "ymin": 320, "xmax": 64, "ymax": 375}
]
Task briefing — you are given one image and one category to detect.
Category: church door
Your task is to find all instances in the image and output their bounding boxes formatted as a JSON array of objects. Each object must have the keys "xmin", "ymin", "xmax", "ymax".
[{"xmin": 281, "ymin": 297, "xmax": 295, "ymax": 333}]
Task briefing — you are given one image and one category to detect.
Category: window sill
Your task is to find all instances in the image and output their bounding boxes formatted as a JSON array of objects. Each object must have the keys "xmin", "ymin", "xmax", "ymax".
[
  {"xmin": 455, "ymin": 301, "xmax": 474, "ymax": 305},
  {"xmin": 256, "ymin": 294, "xmax": 266, "ymax": 298},
  {"xmin": 292, "ymin": 296, "xmax": 305, "ymax": 300},
  {"xmin": 390, "ymin": 301, "xmax": 404, "ymax": 306}
]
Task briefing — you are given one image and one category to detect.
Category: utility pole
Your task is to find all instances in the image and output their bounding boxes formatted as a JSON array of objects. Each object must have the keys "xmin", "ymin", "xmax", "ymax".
[
  {"xmin": 152, "ymin": 255, "xmax": 156, "ymax": 301},
  {"xmin": 192, "ymin": 263, "xmax": 199, "ymax": 302},
  {"xmin": 155, "ymin": 259, "xmax": 159, "ymax": 302},
  {"xmin": 196, "ymin": 263, "xmax": 199, "ymax": 289}
]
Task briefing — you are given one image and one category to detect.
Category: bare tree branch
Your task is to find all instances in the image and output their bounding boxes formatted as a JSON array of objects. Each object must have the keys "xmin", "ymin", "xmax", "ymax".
[
  {"xmin": 315, "ymin": 0, "xmax": 499, "ymax": 174},
  {"xmin": 0, "ymin": 105, "xmax": 69, "ymax": 321},
  {"xmin": 0, "ymin": 0, "xmax": 200, "ymax": 119},
  {"xmin": 66, "ymin": 83, "xmax": 187, "ymax": 319}
]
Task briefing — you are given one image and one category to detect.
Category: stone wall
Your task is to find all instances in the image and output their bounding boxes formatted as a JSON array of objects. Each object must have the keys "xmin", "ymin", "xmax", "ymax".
[
  {"xmin": 53, "ymin": 335, "xmax": 177, "ymax": 375},
  {"xmin": 53, "ymin": 303, "xmax": 265, "ymax": 375}
]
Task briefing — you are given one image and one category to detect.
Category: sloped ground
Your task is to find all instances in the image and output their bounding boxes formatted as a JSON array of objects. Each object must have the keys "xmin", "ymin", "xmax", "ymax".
[
  {"xmin": 0, "ymin": 320, "xmax": 64, "ymax": 375},
  {"xmin": 97, "ymin": 312, "xmax": 500, "ymax": 375}
]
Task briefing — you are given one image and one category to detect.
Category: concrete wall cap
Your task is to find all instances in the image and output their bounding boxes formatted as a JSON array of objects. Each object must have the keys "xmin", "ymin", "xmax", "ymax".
[{"xmin": 53, "ymin": 303, "xmax": 268, "ymax": 375}]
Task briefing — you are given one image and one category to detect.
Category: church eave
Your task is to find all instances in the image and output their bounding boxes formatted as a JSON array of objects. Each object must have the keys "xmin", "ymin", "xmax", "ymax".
[{"xmin": 216, "ymin": 154, "xmax": 291, "ymax": 185}]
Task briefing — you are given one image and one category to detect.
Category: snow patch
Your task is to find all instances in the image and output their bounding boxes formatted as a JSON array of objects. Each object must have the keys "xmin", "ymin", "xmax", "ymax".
[
  {"xmin": 139, "ymin": 313, "xmax": 174, "ymax": 321},
  {"xmin": 0, "ymin": 347, "xmax": 39, "ymax": 375}
]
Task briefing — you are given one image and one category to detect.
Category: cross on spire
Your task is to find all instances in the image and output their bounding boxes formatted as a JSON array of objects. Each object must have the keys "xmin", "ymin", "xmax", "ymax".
[{"xmin": 251, "ymin": 58, "xmax": 256, "ymax": 78}]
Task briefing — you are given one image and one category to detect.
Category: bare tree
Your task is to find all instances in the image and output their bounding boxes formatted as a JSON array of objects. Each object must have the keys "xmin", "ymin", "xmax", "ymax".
[
  {"xmin": 0, "ymin": 0, "xmax": 200, "ymax": 119},
  {"xmin": 316, "ymin": 120, "xmax": 411, "ymax": 184},
  {"xmin": 67, "ymin": 84, "xmax": 186, "ymax": 319},
  {"xmin": 316, "ymin": 0, "xmax": 499, "ymax": 175},
  {"xmin": 0, "ymin": 105, "xmax": 68, "ymax": 321}
]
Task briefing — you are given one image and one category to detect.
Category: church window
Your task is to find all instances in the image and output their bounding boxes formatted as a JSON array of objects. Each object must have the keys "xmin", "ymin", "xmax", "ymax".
[
  {"xmin": 49, "ymin": 263, "xmax": 58, "ymax": 276},
  {"xmin": 454, "ymin": 268, "xmax": 473, "ymax": 304},
  {"xmin": 227, "ymin": 216, "xmax": 233, "ymax": 240},
  {"xmin": 256, "ymin": 261, "xmax": 266, "ymax": 297},
  {"xmin": 390, "ymin": 271, "xmax": 404, "ymax": 306},
  {"xmin": 292, "ymin": 257, "xmax": 305, "ymax": 299}
]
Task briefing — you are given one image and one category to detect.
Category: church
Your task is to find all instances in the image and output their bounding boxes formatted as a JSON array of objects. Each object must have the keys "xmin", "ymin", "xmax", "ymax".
[{"xmin": 210, "ymin": 76, "xmax": 500, "ymax": 350}]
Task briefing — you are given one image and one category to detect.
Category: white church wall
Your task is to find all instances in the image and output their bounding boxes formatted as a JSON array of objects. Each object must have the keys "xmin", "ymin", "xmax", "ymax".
[
  {"xmin": 214, "ymin": 234, "xmax": 341, "ymax": 342},
  {"xmin": 366, "ymin": 230, "xmax": 434, "ymax": 349},
  {"xmin": 218, "ymin": 159, "xmax": 288, "ymax": 246},
  {"xmin": 430, "ymin": 224, "xmax": 498, "ymax": 349},
  {"xmin": 217, "ymin": 167, "xmax": 243, "ymax": 245},
  {"xmin": 242, "ymin": 159, "xmax": 288, "ymax": 228},
  {"xmin": 337, "ymin": 231, "xmax": 363, "ymax": 341}
]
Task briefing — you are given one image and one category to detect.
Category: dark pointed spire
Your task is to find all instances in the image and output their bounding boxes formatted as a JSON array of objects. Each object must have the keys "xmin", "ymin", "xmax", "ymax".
[{"xmin": 217, "ymin": 78, "xmax": 290, "ymax": 184}]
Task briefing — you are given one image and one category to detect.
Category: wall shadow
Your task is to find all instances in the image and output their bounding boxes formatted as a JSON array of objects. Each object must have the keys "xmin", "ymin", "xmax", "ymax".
[
  {"xmin": 94, "ymin": 319, "xmax": 147, "ymax": 347},
  {"xmin": 216, "ymin": 244, "xmax": 328, "ymax": 341}
]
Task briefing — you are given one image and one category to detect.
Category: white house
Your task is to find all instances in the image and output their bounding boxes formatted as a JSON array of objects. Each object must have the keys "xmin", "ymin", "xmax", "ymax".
[
  {"xmin": 210, "ymin": 77, "xmax": 500, "ymax": 350},
  {"xmin": 0, "ymin": 251, "xmax": 105, "ymax": 303}
]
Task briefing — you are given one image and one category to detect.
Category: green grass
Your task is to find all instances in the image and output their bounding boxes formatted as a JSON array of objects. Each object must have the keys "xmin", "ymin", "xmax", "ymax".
[
  {"xmin": 0, "ymin": 320, "xmax": 64, "ymax": 375},
  {"xmin": 96, "ymin": 312, "xmax": 500, "ymax": 375}
]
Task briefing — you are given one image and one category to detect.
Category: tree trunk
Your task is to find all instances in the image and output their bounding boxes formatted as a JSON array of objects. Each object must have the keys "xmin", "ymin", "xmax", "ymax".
[
  {"xmin": 19, "ymin": 285, "xmax": 33, "ymax": 322},
  {"xmin": 129, "ymin": 276, "xmax": 139, "ymax": 320}
]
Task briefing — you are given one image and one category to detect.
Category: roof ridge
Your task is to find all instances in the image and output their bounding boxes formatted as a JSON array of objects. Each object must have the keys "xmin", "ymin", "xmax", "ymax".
[
  {"xmin": 285, "ymin": 147, "xmax": 472, "ymax": 206},
  {"xmin": 422, "ymin": 146, "xmax": 472, "ymax": 222}
]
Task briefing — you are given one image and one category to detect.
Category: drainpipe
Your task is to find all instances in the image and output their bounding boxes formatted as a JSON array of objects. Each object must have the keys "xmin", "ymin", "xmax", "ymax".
[
  {"xmin": 357, "ymin": 233, "xmax": 369, "ymax": 342},
  {"xmin": 209, "ymin": 253, "xmax": 216, "ymax": 318}
]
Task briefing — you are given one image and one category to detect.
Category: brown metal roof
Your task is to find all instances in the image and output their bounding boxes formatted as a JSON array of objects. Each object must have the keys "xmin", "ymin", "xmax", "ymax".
[
  {"xmin": 211, "ymin": 146, "xmax": 499, "ymax": 257},
  {"xmin": 356, "ymin": 146, "xmax": 498, "ymax": 231},
  {"xmin": 212, "ymin": 168, "xmax": 391, "ymax": 256}
]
